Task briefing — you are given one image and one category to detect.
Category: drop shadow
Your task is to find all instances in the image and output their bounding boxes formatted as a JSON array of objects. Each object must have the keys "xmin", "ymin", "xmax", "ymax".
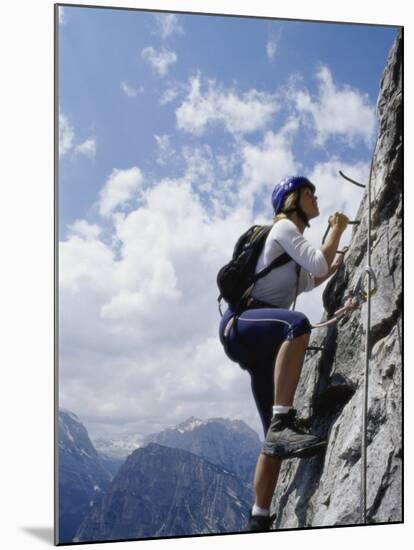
[{"xmin": 21, "ymin": 526, "xmax": 54, "ymax": 544}]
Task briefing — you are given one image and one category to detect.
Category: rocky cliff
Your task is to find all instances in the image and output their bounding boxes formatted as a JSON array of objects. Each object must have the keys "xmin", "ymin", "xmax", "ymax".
[{"xmin": 271, "ymin": 30, "xmax": 403, "ymax": 528}]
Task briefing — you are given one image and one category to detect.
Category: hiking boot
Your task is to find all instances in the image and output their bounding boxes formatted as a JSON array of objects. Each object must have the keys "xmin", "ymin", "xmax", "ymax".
[
  {"xmin": 262, "ymin": 409, "xmax": 326, "ymax": 459},
  {"xmin": 245, "ymin": 513, "xmax": 275, "ymax": 532}
]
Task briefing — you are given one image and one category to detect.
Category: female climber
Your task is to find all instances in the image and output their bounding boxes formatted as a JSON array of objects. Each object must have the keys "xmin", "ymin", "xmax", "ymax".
[{"xmin": 218, "ymin": 176, "xmax": 349, "ymax": 531}]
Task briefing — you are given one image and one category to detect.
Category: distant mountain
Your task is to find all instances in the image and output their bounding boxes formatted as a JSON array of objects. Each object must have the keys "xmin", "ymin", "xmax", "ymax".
[
  {"xmin": 58, "ymin": 410, "xmax": 112, "ymax": 544},
  {"xmin": 92, "ymin": 435, "xmax": 142, "ymax": 459},
  {"xmin": 144, "ymin": 416, "xmax": 261, "ymax": 483},
  {"xmin": 75, "ymin": 442, "xmax": 252, "ymax": 542}
]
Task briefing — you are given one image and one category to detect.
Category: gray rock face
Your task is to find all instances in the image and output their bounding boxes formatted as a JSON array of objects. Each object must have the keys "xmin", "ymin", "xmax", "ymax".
[
  {"xmin": 74, "ymin": 443, "xmax": 253, "ymax": 542},
  {"xmin": 144, "ymin": 416, "xmax": 261, "ymax": 483},
  {"xmin": 271, "ymin": 30, "xmax": 402, "ymax": 528}
]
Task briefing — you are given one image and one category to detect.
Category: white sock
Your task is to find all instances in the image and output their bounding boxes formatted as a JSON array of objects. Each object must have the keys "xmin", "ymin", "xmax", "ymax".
[
  {"xmin": 252, "ymin": 504, "xmax": 269, "ymax": 517},
  {"xmin": 272, "ymin": 405, "xmax": 292, "ymax": 415}
]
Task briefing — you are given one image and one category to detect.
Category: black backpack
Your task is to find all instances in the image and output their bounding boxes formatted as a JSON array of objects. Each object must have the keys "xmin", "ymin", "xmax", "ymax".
[{"xmin": 216, "ymin": 224, "xmax": 293, "ymax": 314}]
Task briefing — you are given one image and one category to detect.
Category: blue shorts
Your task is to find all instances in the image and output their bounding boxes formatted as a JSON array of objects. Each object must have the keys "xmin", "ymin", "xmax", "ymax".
[{"xmin": 219, "ymin": 306, "xmax": 312, "ymax": 435}]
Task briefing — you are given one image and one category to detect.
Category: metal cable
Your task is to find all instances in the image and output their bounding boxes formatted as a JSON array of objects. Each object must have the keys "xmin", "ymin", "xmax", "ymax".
[
  {"xmin": 361, "ymin": 152, "xmax": 376, "ymax": 524},
  {"xmin": 338, "ymin": 165, "xmax": 377, "ymax": 524}
]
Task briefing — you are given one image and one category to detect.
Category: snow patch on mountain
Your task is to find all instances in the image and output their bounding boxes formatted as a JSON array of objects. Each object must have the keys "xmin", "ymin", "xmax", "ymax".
[{"xmin": 176, "ymin": 416, "xmax": 204, "ymax": 433}]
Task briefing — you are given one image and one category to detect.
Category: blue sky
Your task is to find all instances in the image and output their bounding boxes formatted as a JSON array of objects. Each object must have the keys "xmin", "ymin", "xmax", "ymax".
[{"xmin": 58, "ymin": 5, "xmax": 399, "ymax": 442}]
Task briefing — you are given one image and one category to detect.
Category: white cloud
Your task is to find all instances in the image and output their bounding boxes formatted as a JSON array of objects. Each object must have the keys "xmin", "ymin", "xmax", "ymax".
[
  {"xmin": 154, "ymin": 13, "xmax": 183, "ymax": 39},
  {"xmin": 98, "ymin": 167, "xmax": 144, "ymax": 218},
  {"xmin": 239, "ymin": 119, "xmax": 300, "ymax": 204},
  {"xmin": 154, "ymin": 134, "xmax": 176, "ymax": 165},
  {"xmin": 100, "ymin": 259, "xmax": 180, "ymax": 321},
  {"xmin": 59, "ymin": 113, "xmax": 74, "ymax": 157},
  {"xmin": 67, "ymin": 220, "xmax": 102, "ymax": 240},
  {"xmin": 75, "ymin": 138, "xmax": 96, "ymax": 159},
  {"xmin": 160, "ymin": 86, "xmax": 179, "ymax": 105},
  {"xmin": 154, "ymin": 134, "xmax": 170, "ymax": 150},
  {"xmin": 59, "ymin": 234, "xmax": 114, "ymax": 294},
  {"xmin": 176, "ymin": 74, "xmax": 279, "ymax": 136},
  {"xmin": 292, "ymin": 65, "xmax": 376, "ymax": 147},
  {"xmin": 181, "ymin": 144, "xmax": 216, "ymax": 193},
  {"xmin": 266, "ymin": 40, "xmax": 278, "ymax": 61},
  {"xmin": 60, "ymin": 337, "xmax": 256, "ymax": 441},
  {"xmin": 266, "ymin": 26, "xmax": 282, "ymax": 62},
  {"xmin": 141, "ymin": 46, "xmax": 177, "ymax": 77},
  {"xmin": 59, "ymin": 152, "xmax": 264, "ymax": 437},
  {"xmin": 120, "ymin": 81, "xmax": 144, "ymax": 97},
  {"xmin": 59, "ymin": 111, "xmax": 96, "ymax": 160}
]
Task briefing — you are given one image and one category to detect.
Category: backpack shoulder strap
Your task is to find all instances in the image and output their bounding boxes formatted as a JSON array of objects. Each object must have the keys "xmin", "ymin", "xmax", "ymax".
[
  {"xmin": 254, "ymin": 252, "xmax": 293, "ymax": 282},
  {"xmin": 253, "ymin": 232, "xmax": 295, "ymax": 282}
]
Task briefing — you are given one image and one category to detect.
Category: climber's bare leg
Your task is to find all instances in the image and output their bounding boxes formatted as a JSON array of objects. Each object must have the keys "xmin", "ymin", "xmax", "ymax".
[
  {"xmin": 254, "ymin": 453, "xmax": 282, "ymax": 508},
  {"xmin": 274, "ymin": 333, "xmax": 310, "ymax": 405},
  {"xmin": 253, "ymin": 333, "xmax": 310, "ymax": 509}
]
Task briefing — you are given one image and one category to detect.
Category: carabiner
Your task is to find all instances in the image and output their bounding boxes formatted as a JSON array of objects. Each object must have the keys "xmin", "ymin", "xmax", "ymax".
[{"xmin": 353, "ymin": 267, "xmax": 377, "ymax": 304}]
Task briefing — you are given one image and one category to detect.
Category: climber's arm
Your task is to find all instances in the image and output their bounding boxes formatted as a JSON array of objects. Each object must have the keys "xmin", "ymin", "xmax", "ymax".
[{"xmin": 313, "ymin": 253, "xmax": 345, "ymax": 288}]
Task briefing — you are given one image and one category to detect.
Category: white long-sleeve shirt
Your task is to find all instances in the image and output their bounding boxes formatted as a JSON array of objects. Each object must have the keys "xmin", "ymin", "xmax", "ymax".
[{"xmin": 251, "ymin": 219, "xmax": 329, "ymax": 309}]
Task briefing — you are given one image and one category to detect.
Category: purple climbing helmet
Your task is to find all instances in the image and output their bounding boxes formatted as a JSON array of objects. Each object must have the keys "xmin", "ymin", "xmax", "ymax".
[{"xmin": 271, "ymin": 176, "xmax": 316, "ymax": 215}]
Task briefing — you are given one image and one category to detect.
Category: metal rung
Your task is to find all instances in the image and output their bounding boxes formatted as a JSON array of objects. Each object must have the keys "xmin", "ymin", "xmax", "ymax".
[
  {"xmin": 322, "ymin": 221, "xmax": 360, "ymax": 244},
  {"xmin": 339, "ymin": 170, "xmax": 366, "ymax": 188}
]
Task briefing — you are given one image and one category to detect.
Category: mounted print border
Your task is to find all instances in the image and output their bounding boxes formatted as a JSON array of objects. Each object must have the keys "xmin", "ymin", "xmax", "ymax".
[{"xmin": 54, "ymin": 2, "xmax": 403, "ymax": 545}]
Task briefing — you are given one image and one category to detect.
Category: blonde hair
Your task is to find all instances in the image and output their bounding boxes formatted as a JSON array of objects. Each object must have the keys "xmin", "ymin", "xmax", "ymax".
[{"xmin": 272, "ymin": 189, "xmax": 300, "ymax": 224}]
